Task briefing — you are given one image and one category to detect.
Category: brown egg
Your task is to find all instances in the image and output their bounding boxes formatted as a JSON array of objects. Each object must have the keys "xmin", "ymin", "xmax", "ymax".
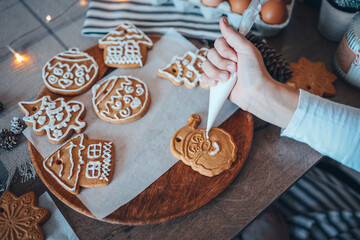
[
  {"xmin": 229, "ymin": 0, "xmax": 251, "ymax": 14},
  {"xmin": 260, "ymin": 0, "xmax": 288, "ymax": 25},
  {"xmin": 202, "ymin": 0, "xmax": 224, "ymax": 7}
]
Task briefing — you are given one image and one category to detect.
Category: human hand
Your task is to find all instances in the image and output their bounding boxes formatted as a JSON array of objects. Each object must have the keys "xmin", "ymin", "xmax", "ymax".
[
  {"xmin": 202, "ymin": 16, "xmax": 272, "ymax": 111},
  {"xmin": 202, "ymin": 16, "xmax": 299, "ymax": 128}
]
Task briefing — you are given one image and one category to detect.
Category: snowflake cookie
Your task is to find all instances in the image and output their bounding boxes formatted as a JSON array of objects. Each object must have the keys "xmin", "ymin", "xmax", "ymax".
[{"xmin": 0, "ymin": 191, "xmax": 50, "ymax": 240}]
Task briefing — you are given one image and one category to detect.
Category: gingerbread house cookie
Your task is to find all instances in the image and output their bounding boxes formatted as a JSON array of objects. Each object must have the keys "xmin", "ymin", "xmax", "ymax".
[
  {"xmin": 42, "ymin": 48, "xmax": 99, "ymax": 96},
  {"xmin": 18, "ymin": 96, "xmax": 86, "ymax": 144},
  {"xmin": 92, "ymin": 75, "xmax": 150, "ymax": 124},
  {"xmin": 43, "ymin": 134, "xmax": 114, "ymax": 195},
  {"xmin": 171, "ymin": 114, "xmax": 237, "ymax": 177},
  {"xmin": 158, "ymin": 48, "xmax": 209, "ymax": 89},
  {"xmin": 0, "ymin": 191, "xmax": 50, "ymax": 240},
  {"xmin": 98, "ymin": 21, "xmax": 153, "ymax": 68}
]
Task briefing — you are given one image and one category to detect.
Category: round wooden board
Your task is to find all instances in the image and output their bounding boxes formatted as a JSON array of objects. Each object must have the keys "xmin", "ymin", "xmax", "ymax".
[{"xmin": 28, "ymin": 41, "xmax": 254, "ymax": 225}]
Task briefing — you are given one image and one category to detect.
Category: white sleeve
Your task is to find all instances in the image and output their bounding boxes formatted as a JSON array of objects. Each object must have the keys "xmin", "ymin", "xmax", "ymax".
[{"xmin": 281, "ymin": 89, "xmax": 360, "ymax": 172}]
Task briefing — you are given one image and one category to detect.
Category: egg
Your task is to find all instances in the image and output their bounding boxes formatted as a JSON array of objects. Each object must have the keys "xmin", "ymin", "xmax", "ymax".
[
  {"xmin": 202, "ymin": 0, "xmax": 224, "ymax": 7},
  {"xmin": 260, "ymin": 0, "xmax": 288, "ymax": 25},
  {"xmin": 229, "ymin": 0, "xmax": 251, "ymax": 14}
]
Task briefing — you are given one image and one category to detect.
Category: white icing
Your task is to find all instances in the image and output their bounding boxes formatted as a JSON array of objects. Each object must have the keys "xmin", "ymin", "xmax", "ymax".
[
  {"xmin": 130, "ymin": 97, "xmax": 141, "ymax": 109},
  {"xmin": 87, "ymin": 143, "xmax": 102, "ymax": 159},
  {"xmin": 158, "ymin": 48, "xmax": 209, "ymax": 88},
  {"xmin": 85, "ymin": 161, "xmax": 101, "ymax": 179},
  {"xmin": 209, "ymin": 142, "xmax": 220, "ymax": 156},
  {"xmin": 65, "ymin": 142, "xmax": 77, "ymax": 180},
  {"xmin": 100, "ymin": 142, "xmax": 112, "ymax": 181},
  {"xmin": 42, "ymin": 48, "xmax": 99, "ymax": 94},
  {"xmin": 58, "ymin": 164, "xmax": 63, "ymax": 177},
  {"xmin": 56, "ymin": 112, "xmax": 64, "ymax": 121},
  {"xmin": 92, "ymin": 76, "xmax": 149, "ymax": 122},
  {"xmin": 42, "ymin": 134, "xmax": 85, "ymax": 192},
  {"xmin": 37, "ymin": 116, "xmax": 46, "ymax": 125},
  {"xmin": 18, "ymin": 96, "xmax": 86, "ymax": 143}
]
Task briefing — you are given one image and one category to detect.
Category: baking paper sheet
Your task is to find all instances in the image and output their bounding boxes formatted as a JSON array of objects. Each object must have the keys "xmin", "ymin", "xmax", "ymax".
[{"xmin": 24, "ymin": 29, "xmax": 238, "ymax": 219}]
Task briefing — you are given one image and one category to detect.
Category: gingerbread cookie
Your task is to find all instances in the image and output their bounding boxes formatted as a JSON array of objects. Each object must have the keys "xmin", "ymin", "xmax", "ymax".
[
  {"xmin": 98, "ymin": 21, "xmax": 153, "ymax": 68},
  {"xmin": 158, "ymin": 48, "xmax": 209, "ymax": 89},
  {"xmin": 287, "ymin": 57, "xmax": 337, "ymax": 97},
  {"xmin": 42, "ymin": 48, "xmax": 99, "ymax": 96},
  {"xmin": 0, "ymin": 191, "xmax": 50, "ymax": 240},
  {"xmin": 92, "ymin": 75, "xmax": 150, "ymax": 124},
  {"xmin": 43, "ymin": 134, "xmax": 114, "ymax": 195},
  {"xmin": 18, "ymin": 96, "xmax": 86, "ymax": 144},
  {"xmin": 170, "ymin": 114, "xmax": 237, "ymax": 177}
]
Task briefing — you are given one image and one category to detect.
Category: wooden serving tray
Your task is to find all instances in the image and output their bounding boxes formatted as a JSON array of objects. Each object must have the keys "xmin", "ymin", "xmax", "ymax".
[{"xmin": 28, "ymin": 39, "xmax": 253, "ymax": 225}]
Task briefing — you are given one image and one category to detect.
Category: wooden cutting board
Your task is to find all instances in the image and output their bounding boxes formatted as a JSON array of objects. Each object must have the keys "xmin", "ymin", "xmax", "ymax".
[{"xmin": 28, "ymin": 38, "xmax": 254, "ymax": 225}]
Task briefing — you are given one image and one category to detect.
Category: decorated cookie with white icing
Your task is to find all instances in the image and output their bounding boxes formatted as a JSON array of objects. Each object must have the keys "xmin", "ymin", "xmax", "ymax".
[
  {"xmin": 98, "ymin": 21, "xmax": 153, "ymax": 68},
  {"xmin": 42, "ymin": 48, "xmax": 99, "ymax": 96},
  {"xmin": 18, "ymin": 96, "xmax": 86, "ymax": 144},
  {"xmin": 43, "ymin": 134, "xmax": 114, "ymax": 195},
  {"xmin": 170, "ymin": 114, "xmax": 237, "ymax": 177},
  {"xmin": 158, "ymin": 48, "xmax": 209, "ymax": 89},
  {"xmin": 92, "ymin": 75, "xmax": 150, "ymax": 124}
]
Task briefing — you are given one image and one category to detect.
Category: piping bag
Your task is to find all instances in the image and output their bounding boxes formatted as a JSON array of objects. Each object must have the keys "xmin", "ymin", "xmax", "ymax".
[{"xmin": 205, "ymin": 0, "xmax": 261, "ymax": 138}]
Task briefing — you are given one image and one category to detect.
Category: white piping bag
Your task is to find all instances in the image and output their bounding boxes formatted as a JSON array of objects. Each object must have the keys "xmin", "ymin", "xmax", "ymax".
[{"xmin": 205, "ymin": 0, "xmax": 261, "ymax": 138}]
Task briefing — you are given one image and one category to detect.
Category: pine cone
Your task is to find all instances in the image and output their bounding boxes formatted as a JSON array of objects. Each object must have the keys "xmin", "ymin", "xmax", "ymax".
[
  {"xmin": 0, "ymin": 102, "xmax": 4, "ymax": 113},
  {"xmin": 246, "ymin": 33, "xmax": 293, "ymax": 83},
  {"xmin": 11, "ymin": 117, "xmax": 26, "ymax": 135},
  {"xmin": 0, "ymin": 129, "xmax": 18, "ymax": 151}
]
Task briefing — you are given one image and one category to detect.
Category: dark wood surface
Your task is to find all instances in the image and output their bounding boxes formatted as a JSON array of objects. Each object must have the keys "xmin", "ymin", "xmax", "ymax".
[
  {"xmin": 28, "ymin": 42, "xmax": 254, "ymax": 225},
  {"xmin": 2, "ymin": 1, "xmax": 360, "ymax": 239}
]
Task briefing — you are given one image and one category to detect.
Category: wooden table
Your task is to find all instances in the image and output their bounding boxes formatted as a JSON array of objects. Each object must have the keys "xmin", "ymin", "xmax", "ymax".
[{"xmin": 1, "ymin": 1, "xmax": 359, "ymax": 239}]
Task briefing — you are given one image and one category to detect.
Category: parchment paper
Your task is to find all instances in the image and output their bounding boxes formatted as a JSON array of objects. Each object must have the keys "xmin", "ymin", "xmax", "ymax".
[
  {"xmin": 24, "ymin": 29, "xmax": 239, "ymax": 219},
  {"xmin": 39, "ymin": 192, "xmax": 79, "ymax": 240}
]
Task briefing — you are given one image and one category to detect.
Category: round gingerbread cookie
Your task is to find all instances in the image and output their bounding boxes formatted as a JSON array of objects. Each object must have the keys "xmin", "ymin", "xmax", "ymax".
[
  {"xmin": 92, "ymin": 75, "xmax": 151, "ymax": 124},
  {"xmin": 42, "ymin": 48, "xmax": 99, "ymax": 96},
  {"xmin": 171, "ymin": 114, "xmax": 237, "ymax": 177}
]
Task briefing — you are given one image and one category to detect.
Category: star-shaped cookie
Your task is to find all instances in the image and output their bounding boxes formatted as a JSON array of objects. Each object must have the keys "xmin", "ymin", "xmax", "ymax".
[
  {"xmin": 0, "ymin": 191, "xmax": 50, "ymax": 240},
  {"xmin": 287, "ymin": 57, "xmax": 337, "ymax": 97}
]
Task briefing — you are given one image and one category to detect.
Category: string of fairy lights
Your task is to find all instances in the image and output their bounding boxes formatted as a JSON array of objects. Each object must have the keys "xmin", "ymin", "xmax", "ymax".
[{"xmin": 2, "ymin": 0, "xmax": 88, "ymax": 64}]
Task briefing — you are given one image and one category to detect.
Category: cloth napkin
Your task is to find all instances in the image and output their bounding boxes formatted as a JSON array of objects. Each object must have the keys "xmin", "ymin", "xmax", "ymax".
[{"xmin": 82, "ymin": 0, "xmax": 222, "ymax": 40}]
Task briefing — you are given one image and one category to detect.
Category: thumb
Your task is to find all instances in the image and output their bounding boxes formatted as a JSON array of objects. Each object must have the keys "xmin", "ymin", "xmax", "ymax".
[{"xmin": 219, "ymin": 17, "xmax": 249, "ymax": 54}]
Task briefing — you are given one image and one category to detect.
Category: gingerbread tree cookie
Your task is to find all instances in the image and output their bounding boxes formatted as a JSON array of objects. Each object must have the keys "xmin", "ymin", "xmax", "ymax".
[
  {"xmin": 43, "ymin": 134, "xmax": 114, "ymax": 195},
  {"xmin": 42, "ymin": 48, "xmax": 99, "ymax": 96},
  {"xmin": 0, "ymin": 191, "xmax": 50, "ymax": 240},
  {"xmin": 92, "ymin": 75, "xmax": 150, "ymax": 124},
  {"xmin": 287, "ymin": 57, "xmax": 337, "ymax": 97},
  {"xmin": 158, "ymin": 48, "xmax": 210, "ymax": 89},
  {"xmin": 18, "ymin": 96, "xmax": 86, "ymax": 144},
  {"xmin": 98, "ymin": 21, "xmax": 153, "ymax": 68},
  {"xmin": 171, "ymin": 114, "xmax": 237, "ymax": 177}
]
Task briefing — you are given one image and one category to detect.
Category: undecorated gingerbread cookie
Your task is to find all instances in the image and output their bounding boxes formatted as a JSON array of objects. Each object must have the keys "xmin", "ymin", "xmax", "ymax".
[
  {"xmin": 98, "ymin": 21, "xmax": 153, "ymax": 68},
  {"xmin": 287, "ymin": 57, "xmax": 337, "ymax": 97},
  {"xmin": 42, "ymin": 48, "xmax": 99, "ymax": 96},
  {"xmin": 171, "ymin": 114, "xmax": 237, "ymax": 177},
  {"xmin": 0, "ymin": 191, "xmax": 50, "ymax": 240},
  {"xmin": 92, "ymin": 75, "xmax": 150, "ymax": 124},
  {"xmin": 43, "ymin": 134, "xmax": 114, "ymax": 195},
  {"xmin": 158, "ymin": 48, "xmax": 209, "ymax": 89},
  {"xmin": 18, "ymin": 96, "xmax": 86, "ymax": 144}
]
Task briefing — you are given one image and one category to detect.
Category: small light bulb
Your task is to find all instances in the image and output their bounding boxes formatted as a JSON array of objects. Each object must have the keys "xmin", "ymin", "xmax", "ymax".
[
  {"xmin": 79, "ymin": 0, "xmax": 87, "ymax": 6},
  {"xmin": 46, "ymin": 15, "xmax": 52, "ymax": 22},
  {"xmin": 7, "ymin": 46, "xmax": 26, "ymax": 64}
]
